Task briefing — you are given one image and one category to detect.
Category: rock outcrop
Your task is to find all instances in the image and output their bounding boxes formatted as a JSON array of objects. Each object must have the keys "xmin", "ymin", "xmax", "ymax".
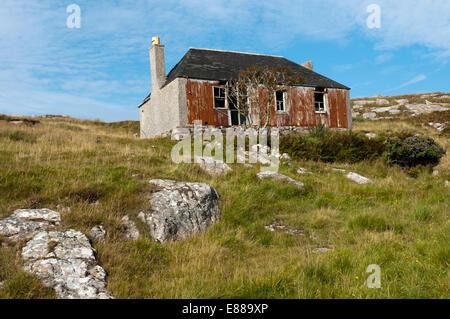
[
  {"xmin": 0, "ymin": 209, "xmax": 60, "ymax": 241},
  {"xmin": 139, "ymin": 179, "xmax": 221, "ymax": 243},
  {"xmin": 257, "ymin": 171, "xmax": 305, "ymax": 190},
  {"xmin": 0, "ymin": 209, "xmax": 112, "ymax": 299},
  {"xmin": 22, "ymin": 230, "xmax": 112, "ymax": 299}
]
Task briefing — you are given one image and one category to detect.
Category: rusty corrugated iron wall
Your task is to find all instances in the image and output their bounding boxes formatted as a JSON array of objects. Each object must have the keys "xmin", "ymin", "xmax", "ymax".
[{"xmin": 186, "ymin": 79, "xmax": 349, "ymax": 129}]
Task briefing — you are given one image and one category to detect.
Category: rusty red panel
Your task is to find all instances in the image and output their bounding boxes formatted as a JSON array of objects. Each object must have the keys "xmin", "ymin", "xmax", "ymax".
[
  {"xmin": 186, "ymin": 78, "xmax": 349, "ymax": 128},
  {"xmin": 186, "ymin": 79, "xmax": 228, "ymax": 126}
]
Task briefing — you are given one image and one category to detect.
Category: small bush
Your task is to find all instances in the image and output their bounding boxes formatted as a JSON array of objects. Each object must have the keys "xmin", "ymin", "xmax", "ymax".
[
  {"xmin": 384, "ymin": 136, "xmax": 446, "ymax": 168},
  {"xmin": 280, "ymin": 130, "xmax": 385, "ymax": 163}
]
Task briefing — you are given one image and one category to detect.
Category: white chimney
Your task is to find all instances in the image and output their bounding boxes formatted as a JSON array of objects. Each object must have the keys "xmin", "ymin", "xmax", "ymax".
[
  {"xmin": 149, "ymin": 36, "xmax": 166, "ymax": 90},
  {"xmin": 301, "ymin": 61, "xmax": 313, "ymax": 71}
]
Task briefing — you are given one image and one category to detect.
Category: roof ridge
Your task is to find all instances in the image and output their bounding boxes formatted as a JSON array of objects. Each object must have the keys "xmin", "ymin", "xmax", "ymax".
[{"xmin": 189, "ymin": 47, "xmax": 284, "ymax": 58}]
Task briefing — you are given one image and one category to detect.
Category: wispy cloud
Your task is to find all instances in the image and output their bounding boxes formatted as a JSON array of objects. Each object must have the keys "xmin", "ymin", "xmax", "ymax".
[{"xmin": 388, "ymin": 74, "xmax": 427, "ymax": 92}]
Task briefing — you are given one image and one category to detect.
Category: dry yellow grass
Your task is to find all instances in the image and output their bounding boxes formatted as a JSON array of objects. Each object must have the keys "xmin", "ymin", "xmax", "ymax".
[{"xmin": 0, "ymin": 114, "xmax": 448, "ymax": 299}]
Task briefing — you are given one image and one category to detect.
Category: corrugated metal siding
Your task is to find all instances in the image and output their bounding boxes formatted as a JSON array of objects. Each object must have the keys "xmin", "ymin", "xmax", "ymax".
[
  {"xmin": 186, "ymin": 79, "xmax": 229, "ymax": 126},
  {"xmin": 186, "ymin": 79, "xmax": 349, "ymax": 128}
]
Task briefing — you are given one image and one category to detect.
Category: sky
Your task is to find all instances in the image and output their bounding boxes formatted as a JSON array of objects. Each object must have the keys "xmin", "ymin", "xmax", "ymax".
[{"xmin": 0, "ymin": 0, "xmax": 449, "ymax": 122}]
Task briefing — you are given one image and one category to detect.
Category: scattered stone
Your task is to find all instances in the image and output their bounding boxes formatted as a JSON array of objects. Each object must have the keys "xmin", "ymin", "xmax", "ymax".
[
  {"xmin": 445, "ymin": 180, "xmax": 449, "ymax": 187},
  {"xmin": 279, "ymin": 153, "xmax": 291, "ymax": 161},
  {"xmin": 362, "ymin": 112, "xmax": 377, "ymax": 119},
  {"xmin": 346, "ymin": 172, "xmax": 373, "ymax": 184},
  {"xmin": 257, "ymin": 171, "xmax": 305, "ymax": 190},
  {"xmin": 265, "ymin": 221, "xmax": 304, "ymax": 237},
  {"xmin": 121, "ymin": 216, "xmax": 140, "ymax": 240},
  {"xmin": 428, "ymin": 122, "xmax": 447, "ymax": 132},
  {"xmin": 0, "ymin": 209, "xmax": 61, "ymax": 241},
  {"xmin": 171, "ymin": 128, "xmax": 190, "ymax": 141},
  {"xmin": 89, "ymin": 225, "xmax": 106, "ymax": 242},
  {"xmin": 432, "ymin": 170, "xmax": 439, "ymax": 176},
  {"xmin": 297, "ymin": 167, "xmax": 307, "ymax": 174},
  {"xmin": 139, "ymin": 179, "xmax": 221, "ymax": 243},
  {"xmin": 332, "ymin": 168, "xmax": 346, "ymax": 173},
  {"xmin": 195, "ymin": 156, "xmax": 232, "ymax": 176},
  {"xmin": 313, "ymin": 247, "xmax": 333, "ymax": 254},
  {"xmin": 132, "ymin": 173, "xmax": 144, "ymax": 179},
  {"xmin": 22, "ymin": 230, "xmax": 112, "ymax": 299}
]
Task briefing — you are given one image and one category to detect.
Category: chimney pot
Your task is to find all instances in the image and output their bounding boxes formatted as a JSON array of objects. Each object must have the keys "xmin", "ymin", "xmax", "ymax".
[
  {"xmin": 301, "ymin": 61, "xmax": 313, "ymax": 71},
  {"xmin": 152, "ymin": 36, "xmax": 160, "ymax": 46}
]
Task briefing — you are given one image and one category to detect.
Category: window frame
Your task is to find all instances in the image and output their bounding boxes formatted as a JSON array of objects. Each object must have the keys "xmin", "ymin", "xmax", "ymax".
[
  {"xmin": 314, "ymin": 88, "xmax": 327, "ymax": 114},
  {"xmin": 213, "ymin": 86, "xmax": 227, "ymax": 109},
  {"xmin": 274, "ymin": 90, "xmax": 287, "ymax": 113}
]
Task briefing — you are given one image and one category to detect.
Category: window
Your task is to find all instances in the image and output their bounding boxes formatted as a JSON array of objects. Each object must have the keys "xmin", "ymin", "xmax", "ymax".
[
  {"xmin": 213, "ymin": 86, "xmax": 226, "ymax": 108},
  {"xmin": 275, "ymin": 90, "xmax": 286, "ymax": 112},
  {"xmin": 314, "ymin": 88, "xmax": 326, "ymax": 113}
]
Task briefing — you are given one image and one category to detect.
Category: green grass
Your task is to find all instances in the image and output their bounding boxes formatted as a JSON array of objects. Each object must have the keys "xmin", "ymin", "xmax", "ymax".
[{"xmin": 0, "ymin": 113, "xmax": 448, "ymax": 299}]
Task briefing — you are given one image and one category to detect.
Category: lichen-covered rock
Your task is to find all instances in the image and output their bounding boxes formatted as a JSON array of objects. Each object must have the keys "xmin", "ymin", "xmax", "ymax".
[
  {"xmin": 139, "ymin": 179, "xmax": 221, "ymax": 243},
  {"xmin": 362, "ymin": 112, "xmax": 377, "ymax": 119},
  {"xmin": 0, "ymin": 209, "xmax": 60, "ymax": 241},
  {"xmin": 265, "ymin": 221, "xmax": 304, "ymax": 236},
  {"xmin": 257, "ymin": 171, "xmax": 304, "ymax": 190},
  {"xmin": 346, "ymin": 172, "xmax": 373, "ymax": 184},
  {"xmin": 89, "ymin": 225, "xmax": 106, "ymax": 242},
  {"xmin": 195, "ymin": 156, "xmax": 232, "ymax": 176},
  {"xmin": 22, "ymin": 230, "xmax": 112, "ymax": 299},
  {"xmin": 121, "ymin": 216, "xmax": 140, "ymax": 240}
]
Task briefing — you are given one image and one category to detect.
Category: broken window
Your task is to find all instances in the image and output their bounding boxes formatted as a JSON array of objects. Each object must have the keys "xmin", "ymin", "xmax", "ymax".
[
  {"xmin": 314, "ymin": 88, "xmax": 326, "ymax": 113},
  {"xmin": 213, "ymin": 86, "xmax": 226, "ymax": 109},
  {"xmin": 275, "ymin": 90, "xmax": 286, "ymax": 112}
]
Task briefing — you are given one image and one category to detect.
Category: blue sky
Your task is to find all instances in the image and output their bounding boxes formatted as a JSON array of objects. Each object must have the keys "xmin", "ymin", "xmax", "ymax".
[{"xmin": 0, "ymin": 0, "xmax": 449, "ymax": 121}]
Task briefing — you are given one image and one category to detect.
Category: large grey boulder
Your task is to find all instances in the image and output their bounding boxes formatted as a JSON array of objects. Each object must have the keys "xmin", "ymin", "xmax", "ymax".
[
  {"xmin": 139, "ymin": 179, "xmax": 221, "ymax": 243},
  {"xmin": 257, "ymin": 171, "xmax": 304, "ymax": 190},
  {"xmin": 0, "ymin": 209, "xmax": 60, "ymax": 241},
  {"xmin": 22, "ymin": 230, "xmax": 112, "ymax": 299}
]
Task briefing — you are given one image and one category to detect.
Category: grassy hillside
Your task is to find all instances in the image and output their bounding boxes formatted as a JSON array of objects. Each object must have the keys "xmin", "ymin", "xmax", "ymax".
[{"xmin": 0, "ymin": 113, "xmax": 448, "ymax": 298}]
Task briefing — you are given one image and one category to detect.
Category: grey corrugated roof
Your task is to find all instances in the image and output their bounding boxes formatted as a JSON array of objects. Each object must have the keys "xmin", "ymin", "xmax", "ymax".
[{"xmin": 164, "ymin": 48, "xmax": 350, "ymax": 90}]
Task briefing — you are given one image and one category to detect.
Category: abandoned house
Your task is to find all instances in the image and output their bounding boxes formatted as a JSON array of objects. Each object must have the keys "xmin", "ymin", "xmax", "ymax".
[{"xmin": 138, "ymin": 37, "xmax": 351, "ymax": 138}]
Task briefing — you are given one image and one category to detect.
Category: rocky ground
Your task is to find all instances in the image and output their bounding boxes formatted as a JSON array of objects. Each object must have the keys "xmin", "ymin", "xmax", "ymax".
[{"xmin": 351, "ymin": 92, "xmax": 449, "ymax": 132}]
